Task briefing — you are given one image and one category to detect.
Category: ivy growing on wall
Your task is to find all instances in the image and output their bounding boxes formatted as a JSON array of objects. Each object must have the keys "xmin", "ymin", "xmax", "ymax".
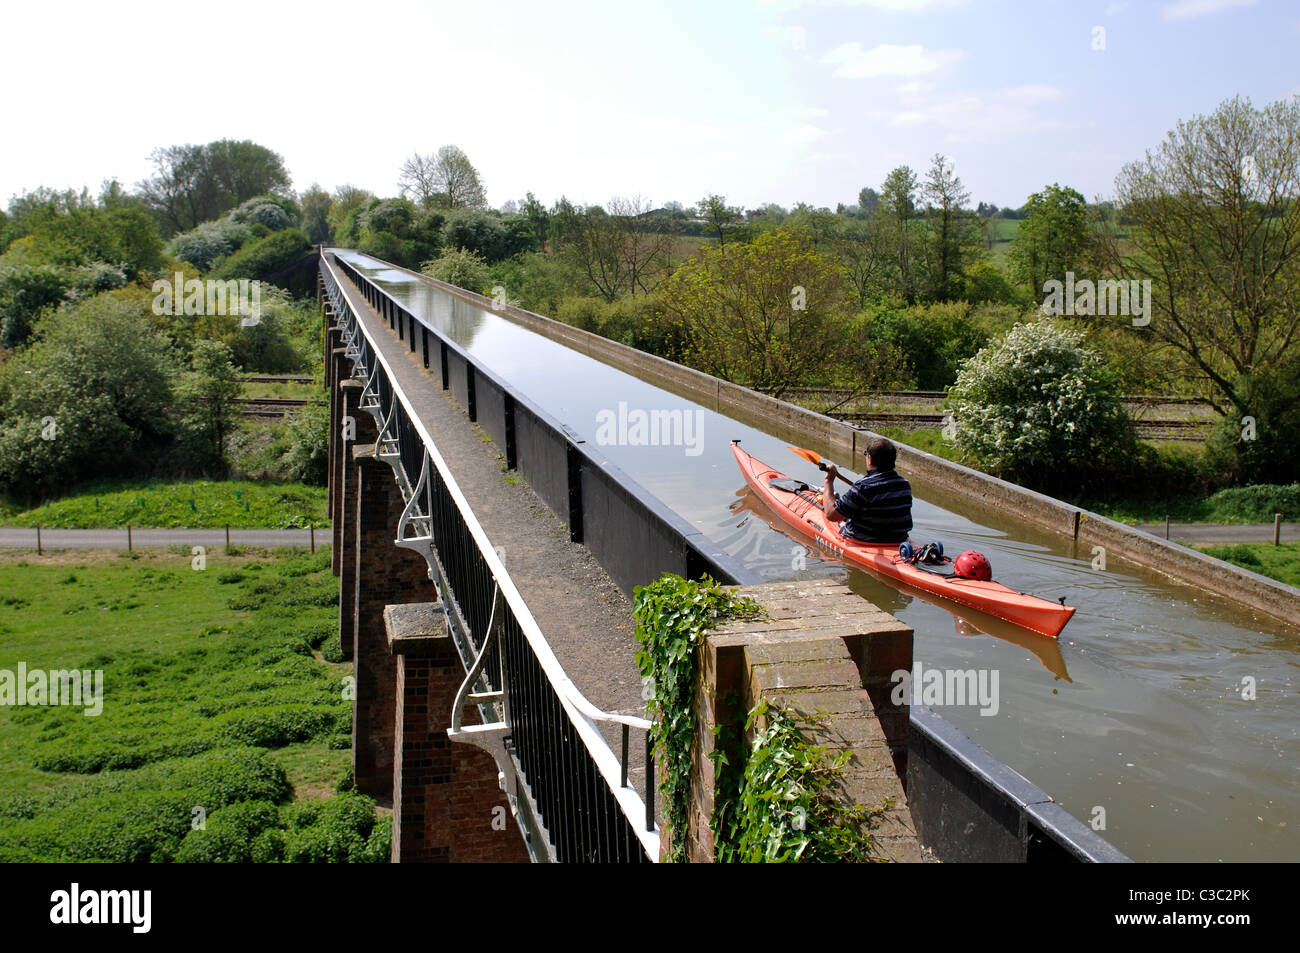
[
  {"xmin": 634, "ymin": 573, "xmax": 886, "ymax": 863},
  {"xmin": 632, "ymin": 573, "xmax": 760, "ymax": 863},
  {"xmin": 711, "ymin": 700, "xmax": 887, "ymax": 863}
]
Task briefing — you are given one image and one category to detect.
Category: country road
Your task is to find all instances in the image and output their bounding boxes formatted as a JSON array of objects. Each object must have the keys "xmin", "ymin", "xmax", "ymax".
[{"xmin": 0, "ymin": 527, "xmax": 323, "ymax": 550}]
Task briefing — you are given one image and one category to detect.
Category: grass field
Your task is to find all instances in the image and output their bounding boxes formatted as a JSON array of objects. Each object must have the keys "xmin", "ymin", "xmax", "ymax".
[
  {"xmin": 0, "ymin": 479, "xmax": 329, "ymax": 529},
  {"xmin": 0, "ymin": 547, "xmax": 385, "ymax": 862},
  {"xmin": 1194, "ymin": 542, "xmax": 1300, "ymax": 588}
]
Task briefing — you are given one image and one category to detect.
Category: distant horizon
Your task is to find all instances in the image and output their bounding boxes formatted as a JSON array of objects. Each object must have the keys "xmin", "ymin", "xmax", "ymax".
[{"xmin": 3, "ymin": 0, "xmax": 1297, "ymax": 216}]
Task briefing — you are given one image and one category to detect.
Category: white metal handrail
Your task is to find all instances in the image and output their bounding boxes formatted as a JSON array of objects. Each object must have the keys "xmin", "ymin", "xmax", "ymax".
[{"xmin": 322, "ymin": 254, "xmax": 658, "ymax": 858}]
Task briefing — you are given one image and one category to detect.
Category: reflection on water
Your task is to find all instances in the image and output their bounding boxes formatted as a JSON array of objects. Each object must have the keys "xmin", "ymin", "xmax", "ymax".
[{"xmin": 334, "ymin": 249, "xmax": 1300, "ymax": 862}]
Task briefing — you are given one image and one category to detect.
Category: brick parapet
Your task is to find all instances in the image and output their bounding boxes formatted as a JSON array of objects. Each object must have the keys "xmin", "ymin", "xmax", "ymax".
[{"xmin": 679, "ymin": 579, "xmax": 921, "ymax": 863}]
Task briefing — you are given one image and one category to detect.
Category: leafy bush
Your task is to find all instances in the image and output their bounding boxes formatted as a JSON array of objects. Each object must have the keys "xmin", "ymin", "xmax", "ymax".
[
  {"xmin": 281, "ymin": 793, "xmax": 390, "ymax": 863},
  {"xmin": 282, "ymin": 400, "xmax": 329, "ymax": 485},
  {"xmin": 228, "ymin": 197, "xmax": 294, "ymax": 231},
  {"xmin": 961, "ymin": 260, "xmax": 1029, "ymax": 307},
  {"xmin": 169, "ymin": 220, "xmax": 254, "ymax": 271},
  {"xmin": 553, "ymin": 293, "xmax": 676, "ymax": 352},
  {"xmin": 864, "ymin": 300, "xmax": 1015, "ymax": 390},
  {"xmin": 0, "ymin": 262, "xmax": 72, "ymax": 347},
  {"xmin": 210, "ymin": 229, "xmax": 311, "ymax": 284},
  {"xmin": 947, "ymin": 318, "xmax": 1136, "ymax": 489},
  {"xmin": 422, "ymin": 248, "xmax": 490, "ymax": 294},
  {"xmin": 174, "ymin": 800, "xmax": 283, "ymax": 863},
  {"xmin": 214, "ymin": 705, "xmax": 344, "ymax": 748},
  {"xmin": 6, "ymin": 205, "xmax": 163, "ymax": 279},
  {"xmin": 713, "ymin": 701, "xmax": 882, "ymax": 863},
  {"xmin": 1203, "ymin": 483, "xmax": 1300, "ymax": 522},
  {"xmin": 0, "ymin": 295, "xmax": 178, "ymax": 499},
  {"xmin": 0, "ymin": 747, "xmax": 292, "ymax": 862},
  {"xmin": 1200, "ymin": 544, "xmax": 1262, "ymax": 568},
  {"xmin": 442, "ymin": 209, "xmax": 526, "ymax": 262},
  {"xmin": 488, "ymin": 251, "xmax": 572, "ymax": 316}
]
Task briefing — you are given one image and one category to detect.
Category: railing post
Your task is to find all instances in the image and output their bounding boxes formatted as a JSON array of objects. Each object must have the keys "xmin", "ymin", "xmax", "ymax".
[
  {"xmin": 504, "ymin": 394, "xmax": 518, "ymax": 470},
  {"xmin": 466, "ymin": 364, "xmax": 477, "ymax": 422},
  {"xmin": 566, "ymin": 441, "xmax": 583, "ymax": 544}
]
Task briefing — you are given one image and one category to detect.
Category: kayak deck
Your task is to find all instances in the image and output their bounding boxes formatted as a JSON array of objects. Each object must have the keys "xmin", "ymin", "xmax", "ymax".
[{"xmin": 731, "ymin": 441, "xmax": 1076, "ymax": 638}]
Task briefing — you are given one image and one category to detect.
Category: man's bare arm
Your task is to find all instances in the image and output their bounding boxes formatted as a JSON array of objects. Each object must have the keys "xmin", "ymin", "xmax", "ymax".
[{"xmin": 822, "ymin": 464, "xmax": 844, "ymax": 522}]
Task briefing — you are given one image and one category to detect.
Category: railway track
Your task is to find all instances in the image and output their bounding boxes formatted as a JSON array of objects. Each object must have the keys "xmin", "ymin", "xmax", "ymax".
[
  {"xmin": 829, "ymin": 410, "xmax": 1210, "ymax": 441},
  {"xmin": 235, "ymin": 397, "xmax": 312, "ymax": 418},
  {"xmin": 759, "ymin": 388, "xmax": 1216, "ymax": 442}
]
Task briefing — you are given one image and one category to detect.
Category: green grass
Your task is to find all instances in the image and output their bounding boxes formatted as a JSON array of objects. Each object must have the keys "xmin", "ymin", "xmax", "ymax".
[
  {"xmin": 0, "ymin": 547, "xmax": 386, "ymax": 861},
  {"xmin": 1195, "ymin": 542, "xmax": 1300, "ymax": 588},
  {"xmin": 878, "ymin": 426, "xmax": 967, "ymax": 464},
  {"xmin": 0, "ymin": 479, "xmax": 329, "ymax": 529},
  {"xmin": 1084, "ymin": 483, "xmax": 1300, "ymax": 525}
]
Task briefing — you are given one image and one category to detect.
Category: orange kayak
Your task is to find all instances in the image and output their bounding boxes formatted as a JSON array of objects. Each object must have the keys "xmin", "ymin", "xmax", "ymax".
[{"xmin": 731, "ymin": 441, "xmax": 1076, "ymax": 638}]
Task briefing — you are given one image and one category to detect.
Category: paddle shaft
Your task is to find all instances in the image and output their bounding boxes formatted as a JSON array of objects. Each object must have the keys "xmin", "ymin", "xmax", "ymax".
[
  {"xmin": 818, "ymin": 462, "xmax": 856, "ymax": 487},
  {"xmin": 787, "ymin": 445, "xmax": 857, "ymax": 487}
]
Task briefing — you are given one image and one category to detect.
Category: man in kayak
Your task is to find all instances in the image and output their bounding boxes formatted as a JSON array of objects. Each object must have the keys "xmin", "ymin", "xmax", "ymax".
[{"xmin": 821, "ymin": 436, "xmax": 913, "ymax": 544}]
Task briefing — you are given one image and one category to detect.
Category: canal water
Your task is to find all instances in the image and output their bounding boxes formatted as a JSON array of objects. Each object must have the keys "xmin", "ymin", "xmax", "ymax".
[{"xmin": 334, "ymin": 250, "xmax": 1298, "ymax": 862}]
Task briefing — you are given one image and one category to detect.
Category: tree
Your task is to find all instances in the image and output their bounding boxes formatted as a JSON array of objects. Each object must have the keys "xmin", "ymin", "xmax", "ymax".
[
  {"xmin": 137, "ymin": 140, "xmax": 291, "ymax": 235},
  {"xmin": 0, "ymin": 296, "xmax": 177, "ymax": 498},
  {"xmin": 299, "ymin": 184, "xmax": 333, "ymax": 245},
  {"xmin": 921, "ymin": 153, "xmax": 981, "ymax": 300},
  {"xmin": 829, "ymin": 212, "xmax": 895, "ymax": 308},
  {"xmin": 658, "ymin": 227, "xmax": 852, "ymax": 395},
  {"xmin": 401, "ymin": 146, "xmax": 487, "ymax": 210},
  {"xmin": 880, "ymin": 165, "xmax": 920, "ymax": 302},
  {"xmin": 1008, "ymin": 184, "xmax": 1092, "ymax": 294},
  {"xmin": 176, "ymin": 339, "xmax": 242, "ymax": 472},
  {"xmin": 947, "ymin": 319, "xmax": 1135, "ymax": 487},
  {"xmin": 858, "ymin": 187, "xmax": 881, "ymax": 213},
  {"xmin": 697, "ymin": 193, "xmax": 742, "ymax": 246},
  {"xmin": 562, "ymin": 196, "xmax": 673, "ymax": 301},
  {"xmin": 1107, "ymin": 94, "xmax": 1300, "ymax": 481},
  {"xmin": 397, "ymin": 152, "xmax": 439, "ymax": 207}
]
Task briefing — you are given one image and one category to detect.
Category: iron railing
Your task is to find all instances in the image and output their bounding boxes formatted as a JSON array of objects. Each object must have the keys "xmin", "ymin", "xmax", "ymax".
[{"xmin": 322, "ymin": 255, "xmax": 663, "ymax": 862}]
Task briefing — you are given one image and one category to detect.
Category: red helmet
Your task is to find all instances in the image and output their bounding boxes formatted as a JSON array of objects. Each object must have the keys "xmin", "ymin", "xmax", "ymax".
[{"xmin": 954, "ymin": 551, "xmax": 992, "ymax": 581}]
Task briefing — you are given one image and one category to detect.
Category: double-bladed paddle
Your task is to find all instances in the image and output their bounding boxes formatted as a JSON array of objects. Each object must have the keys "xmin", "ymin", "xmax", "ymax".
[{"xmin": 786, "ymin": 446, "xmax": 855, "ymax": 486}]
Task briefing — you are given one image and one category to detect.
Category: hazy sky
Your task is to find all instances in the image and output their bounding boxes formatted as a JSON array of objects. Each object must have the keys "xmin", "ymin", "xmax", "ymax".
[{"xmin": 3, "ymin": 0, "xmax": 1296, "ymax": 214}]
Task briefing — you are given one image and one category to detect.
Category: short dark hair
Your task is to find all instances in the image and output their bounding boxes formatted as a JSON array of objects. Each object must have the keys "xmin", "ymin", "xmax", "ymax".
[{"xmin": 863, "ymin": 436, "xmax": 897, "ymax": 470}]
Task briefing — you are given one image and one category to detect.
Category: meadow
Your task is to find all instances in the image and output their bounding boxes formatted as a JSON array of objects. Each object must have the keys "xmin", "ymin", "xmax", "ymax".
[
  {"xmin": 0, "ymin": 479, "xmax": 328, "ymax": 529},
  {"xmin": 0, "ymin": 546, "xmax": 385, "ymax": 862}
]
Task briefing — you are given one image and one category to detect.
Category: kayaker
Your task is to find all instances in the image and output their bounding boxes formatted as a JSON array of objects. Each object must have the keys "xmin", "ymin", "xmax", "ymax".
[{"xmin": 821, "ymin": 437, "xmax": 913, "ymax": 543}]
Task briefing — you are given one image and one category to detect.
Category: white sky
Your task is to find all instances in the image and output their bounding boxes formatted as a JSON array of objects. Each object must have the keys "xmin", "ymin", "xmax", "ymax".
[{"xmin": 2, "ymin": 0, "xmax": 1296, "ymax": 213}]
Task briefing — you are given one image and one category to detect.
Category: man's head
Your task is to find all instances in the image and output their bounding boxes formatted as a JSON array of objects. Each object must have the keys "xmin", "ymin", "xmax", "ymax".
[{"xmin": 862, "ymin": 436, "xmax": 897, "ymax": 472}]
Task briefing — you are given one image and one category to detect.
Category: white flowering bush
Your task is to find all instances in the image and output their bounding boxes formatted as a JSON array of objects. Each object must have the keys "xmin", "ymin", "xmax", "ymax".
[
  {"xmin": 228, "ymin": 197, "xmax": 293, "ymax": 230},
  {"xmin": 947, "ymin": 319, "xmax": 1135, "ymax": 480},
  {"xmin": 169, "ymin": 220, "xmax": 254, "ymax": 270}
]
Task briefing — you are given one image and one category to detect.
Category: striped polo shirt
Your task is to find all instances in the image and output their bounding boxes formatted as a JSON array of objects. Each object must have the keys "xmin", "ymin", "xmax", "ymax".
[{"xmin": 834, "ymin": 469, "xmax": 913, "ymax": 544}]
